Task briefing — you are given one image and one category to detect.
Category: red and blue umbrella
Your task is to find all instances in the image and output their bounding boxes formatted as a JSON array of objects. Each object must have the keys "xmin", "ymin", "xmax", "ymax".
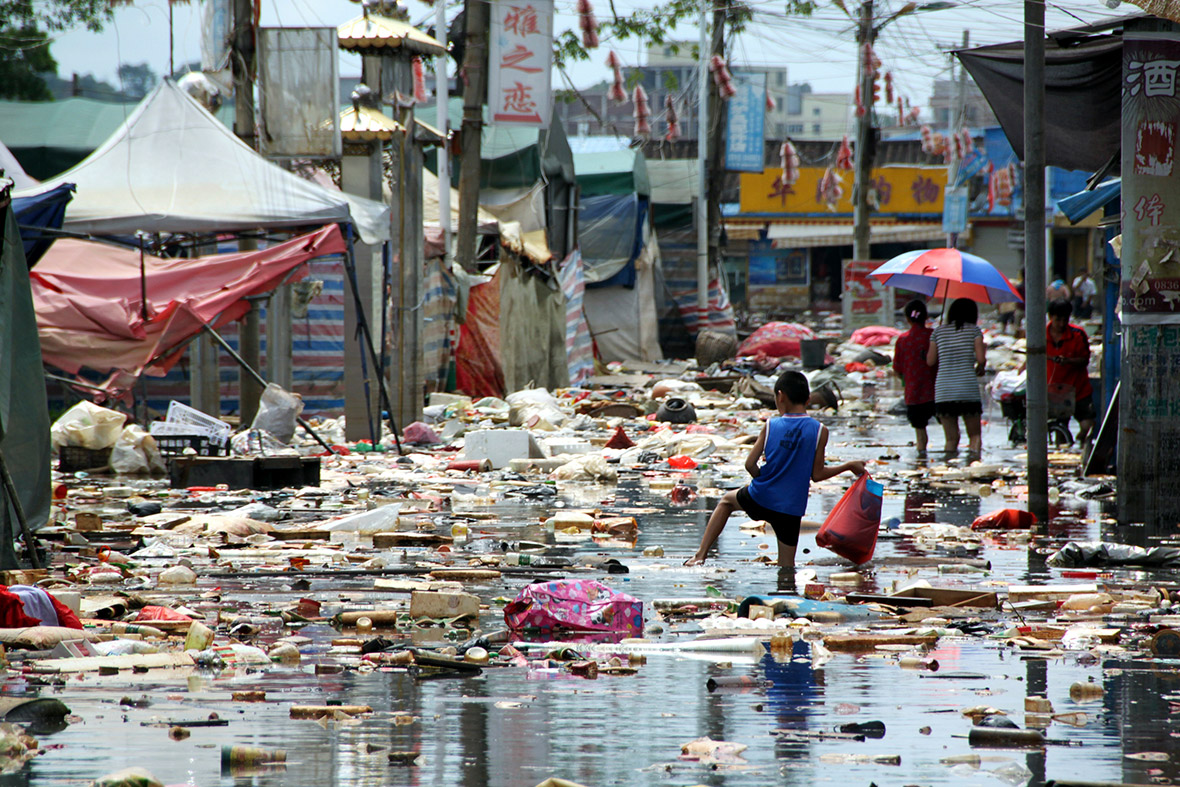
[{"xmin": 869, "ymin": 248, "xmax": 1024, "ymax": 304}]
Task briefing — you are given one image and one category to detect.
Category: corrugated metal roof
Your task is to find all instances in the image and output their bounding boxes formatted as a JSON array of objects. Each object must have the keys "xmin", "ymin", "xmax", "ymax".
[{"xmin": 340, "ymin": 105, "xmax": 404, "ymax": 141}]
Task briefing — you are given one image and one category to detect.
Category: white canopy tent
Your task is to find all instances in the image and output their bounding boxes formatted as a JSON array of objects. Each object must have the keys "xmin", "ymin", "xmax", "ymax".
[
  {"xmin": 14, "ymin": 80, "xmax": 389, "ymax": 244},
  {"xmin": 0, "ymin": 138, "xmax": 37, "ymax": 190}
]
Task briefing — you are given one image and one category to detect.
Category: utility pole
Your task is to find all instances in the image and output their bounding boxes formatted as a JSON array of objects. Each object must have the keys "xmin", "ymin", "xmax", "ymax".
[
  {"xmin": 695, "ymin": 5, "xmax": 708, "ymax": 320},
  {"xmin": 852, "ymin": 0, "xmax": 874, "ymax": 261},
  {"xmin": 945, "ymin": 29, "xmax": 969, "ymax": 249},
  {"xmin": 455, "ymin": 0, "xmax": 490, "ymax": 272},
  {"xmin": 232, "ymin": 0, "xmax": 261, "ymax": 424},
  {"xmin": 1024, "ymin": 0, "xmax": 1049, "ymax": 523},
  {"xmin": 436, "ymin": 0, "xmax": 451, "ymax": 259},
  {"xmin": 705, "ymin": 0, "xmax": 726, "ymax": 300}
]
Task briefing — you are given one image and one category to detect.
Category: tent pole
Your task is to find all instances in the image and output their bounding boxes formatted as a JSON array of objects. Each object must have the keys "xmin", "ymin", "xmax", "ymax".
[
  {"xmin": 200, "ymin": 324, "xmax": 337, "ymax": 456},
  {"xmin": 0, "ymin": 451, "xmax": 41, "ymax": 569},
  {"xmin": 342, "ymin": 227, "xmax": 405, "ymax": 456}
]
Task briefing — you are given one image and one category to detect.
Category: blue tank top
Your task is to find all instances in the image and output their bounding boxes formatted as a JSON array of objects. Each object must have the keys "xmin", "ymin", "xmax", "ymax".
[{"xmin": 747, "ymin": 414, "xmax": 823, "ymax": 516}]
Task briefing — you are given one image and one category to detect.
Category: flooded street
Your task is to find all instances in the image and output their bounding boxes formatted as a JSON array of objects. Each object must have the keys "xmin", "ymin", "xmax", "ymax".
[{"xmin": 18, "ymin": 388, "xmax": 1173, "ymax": 787}]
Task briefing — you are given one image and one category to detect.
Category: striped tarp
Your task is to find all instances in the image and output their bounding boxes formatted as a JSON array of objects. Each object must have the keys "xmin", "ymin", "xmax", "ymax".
[
  {"xmin": 557, "ymin": 250, "xmax": 595, "ymax": 386},
  {"xmin": 422, "ymin": 259, "xmax": 457, "ymax": 391}
]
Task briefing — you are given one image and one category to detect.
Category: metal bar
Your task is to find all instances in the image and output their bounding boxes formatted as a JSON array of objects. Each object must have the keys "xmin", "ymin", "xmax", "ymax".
[
  {"xmin": 0, "ymin": 451, "xmax": 41, "ymax": 569},
  {"xmin": 695, "ymin": 2, "xmax": 709, "ymax": 323}
]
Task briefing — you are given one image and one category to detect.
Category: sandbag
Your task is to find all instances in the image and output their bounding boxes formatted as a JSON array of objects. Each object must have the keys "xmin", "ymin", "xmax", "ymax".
[
  {"xmin": 815, "ymin": 474, "xmax": 883, "ymax": 564},
  {"xmin": 504, "ymin": 580, "xmax": 643, "ymax": 635},
  {"xmin": 971, "ymin": 509, "xmax": 1037, "ymax": 531}
]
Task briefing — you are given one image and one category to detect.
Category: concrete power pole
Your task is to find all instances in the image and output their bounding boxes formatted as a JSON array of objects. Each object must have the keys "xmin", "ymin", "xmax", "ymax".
[
  {"xmin": 1023, "ymin": 0, "xmax": 1049, "ymax": 523},
  {"xmin": 232, "ymin": 0, "xmax": 261, "ymax": 424},
  {"xmin": 852, "ymin": 0, "xmax": 874, "ymax": 262},
  {"xmin": 455, "ymin": 0, "xmax": 490, "ymax": 272}
]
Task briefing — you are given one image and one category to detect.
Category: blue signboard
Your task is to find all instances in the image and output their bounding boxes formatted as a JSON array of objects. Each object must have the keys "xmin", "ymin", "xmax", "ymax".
[
  {"xmin": 725, "ymin": 72, "xmax": 766, "ymax": 173},
  {"xmin": 942, "ymin": 187, "xmax": 968, "ymax": 234}
]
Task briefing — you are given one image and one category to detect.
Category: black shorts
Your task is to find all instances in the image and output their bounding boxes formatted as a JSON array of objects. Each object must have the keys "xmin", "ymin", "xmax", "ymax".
[
  {"xmin": 736, "ymin": 486, "xmax": 803, "ymax": 547},
  {"xmin": 936, "ymin": 400, "xmax": 983, "ymax": 418},
  {"xmin": 1074, "ymin": 394, "xmax": 1097, "ymax": 422},
  {"xmin": 906, "ymin": 401, "xmax": 937, "ymax": 429}
]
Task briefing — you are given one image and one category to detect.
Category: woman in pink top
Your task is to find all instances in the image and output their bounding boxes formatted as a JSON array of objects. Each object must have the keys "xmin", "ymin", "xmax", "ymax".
[{"xmin": 892, "ymin": 299, "xmax": 937, "ymax": 456}]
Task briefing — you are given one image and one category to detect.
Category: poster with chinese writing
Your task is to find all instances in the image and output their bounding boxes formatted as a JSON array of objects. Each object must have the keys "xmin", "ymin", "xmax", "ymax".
[
  {"xmin": 1120, "ymin": 27, "xmax": 1180, "ymax": 322},
  {"xmin": 488, "ymin": 0, "xmax": 554, "ymax": 128},
  {"xmin": 842, "ymin": 259, "xmax": 891, "ymax": 333},
  {"xmin": 725, "ymin": 72, "xmax": 766, "ymax": 172}
]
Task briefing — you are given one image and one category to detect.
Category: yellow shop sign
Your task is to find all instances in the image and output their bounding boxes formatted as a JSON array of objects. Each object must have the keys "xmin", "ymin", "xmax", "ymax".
[{"xmin": 739, "ymin": 166, "xmax": 948, "ymax": 216}]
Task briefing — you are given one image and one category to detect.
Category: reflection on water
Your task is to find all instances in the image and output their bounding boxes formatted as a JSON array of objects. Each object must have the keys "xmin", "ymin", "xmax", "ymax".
[{"xmin": 14, "ymin": 417, "xmax": 1161, "ymax": 785}]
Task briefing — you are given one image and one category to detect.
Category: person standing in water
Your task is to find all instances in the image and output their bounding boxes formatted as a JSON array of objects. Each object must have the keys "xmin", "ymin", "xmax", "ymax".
[
  {"xmin": 892, "ymin": 299, "xmax": 937, "ymax": 457},
  {"xmin": 927, "ymin": 297, "xmax": 986, "ymax": 456}
]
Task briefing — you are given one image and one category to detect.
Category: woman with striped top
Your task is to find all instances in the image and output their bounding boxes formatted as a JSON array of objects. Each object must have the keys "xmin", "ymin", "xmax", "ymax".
[{"xmin": 926, "ymin": 297, "xmax": 986, "ymax": 456}]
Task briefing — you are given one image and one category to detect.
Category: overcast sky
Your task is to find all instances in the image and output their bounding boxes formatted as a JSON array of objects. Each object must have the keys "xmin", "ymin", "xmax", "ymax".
[{"xmin": 50, "ymin": 0, "xmax": 1124, "ymax": 118}]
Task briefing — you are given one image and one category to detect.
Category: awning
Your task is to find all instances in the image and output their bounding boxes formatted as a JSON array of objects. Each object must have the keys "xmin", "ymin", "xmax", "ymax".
[{"xmin": 726, "ymin": 221, "xmax": 947, "ymax": 248}]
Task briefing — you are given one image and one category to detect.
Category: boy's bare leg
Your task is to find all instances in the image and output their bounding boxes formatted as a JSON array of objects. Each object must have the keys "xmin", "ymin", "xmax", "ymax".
[
  {"xmin": 685, "ymin": 490, "xmax": 739, "ymax": 565},
  {"xmin": 915, "ymin": 426, "xmax": 928, "ymax": 454}
]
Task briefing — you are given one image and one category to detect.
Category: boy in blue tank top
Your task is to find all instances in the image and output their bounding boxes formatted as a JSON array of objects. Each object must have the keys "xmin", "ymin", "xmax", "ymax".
[{"xmin": 685, "ymin": 371, "xmax": 865, "ymax": 582}]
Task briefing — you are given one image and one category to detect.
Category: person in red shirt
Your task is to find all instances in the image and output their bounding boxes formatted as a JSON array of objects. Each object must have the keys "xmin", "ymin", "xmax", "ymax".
[
  {"xmin": 892, "ymin": 299, "xmax": 937, "ymax": 456},
  {"xmin": 1047, "ymin": 299, "xmax": 1096, "ymax": 446}
]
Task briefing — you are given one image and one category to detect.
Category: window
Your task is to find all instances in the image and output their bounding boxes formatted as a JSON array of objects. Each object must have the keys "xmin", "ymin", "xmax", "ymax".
[
  {"xmin": 787, "ymin": 123, "xmax": 804, "ymax": 134},
  {"xmin": 812, "ymin": 123, "xmax": 821, "ymax": 134},
  {"xmin": 812, "ymin": 107, "xmax": 821, "ymax": 116}
]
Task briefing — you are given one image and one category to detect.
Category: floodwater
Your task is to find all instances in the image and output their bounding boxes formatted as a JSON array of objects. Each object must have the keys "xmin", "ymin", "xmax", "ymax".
[{"xmin": 16, "ymin": 394, "xmax": 1176, "ymax": 787}]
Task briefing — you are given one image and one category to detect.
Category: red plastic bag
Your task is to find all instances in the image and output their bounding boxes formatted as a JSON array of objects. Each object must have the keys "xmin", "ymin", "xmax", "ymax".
[
  {"xmin": 503, "ymin": 580, "xmax": 643, "ymax": 635},
  {"xmin": 971, "ymin": 508, "xmax": 1037, "ymax": 530},
  {"xmin": 815, "ymin": 474, "xmax": 883, "ymax": 564}
]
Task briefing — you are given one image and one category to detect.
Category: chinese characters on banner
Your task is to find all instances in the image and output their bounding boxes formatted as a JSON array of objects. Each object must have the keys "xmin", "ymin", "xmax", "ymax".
[
  {"xmin": 739, "ymin": 166, "xmax": 947, "ymax": 215},
  {"xmin": 725, "ymin": 72, "xmax": 766, "ymax": 172},
  {"xmin": 842, "ymin": 260, "xmax": 891, "ymax": 333},
  {"xmin": 488, "ymin": 0, "xmax": 554, "ymax": 127},
  {"xmin": 1121, "ymin": 29, "xmax": 1180, "ymax": 321}
]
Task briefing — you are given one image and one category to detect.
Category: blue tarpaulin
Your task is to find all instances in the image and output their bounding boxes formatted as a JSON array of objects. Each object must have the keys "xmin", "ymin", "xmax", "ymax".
[
  {"xmin": 580, "ymin": 193, "xmax": 647, "ymax": 289},
  {"xmin": 12, "ymin": 183, "xmax": 73, "ymax": 266},
  {"xmin": 1058, "ymin": 179, "xmax": 1121, "ymax": 225}
]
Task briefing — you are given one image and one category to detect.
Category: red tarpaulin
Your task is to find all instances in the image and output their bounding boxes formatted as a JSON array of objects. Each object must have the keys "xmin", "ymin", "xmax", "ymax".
[{"xmin": 32, "ymin": 225, "xmax": 346, "ymax": 388}]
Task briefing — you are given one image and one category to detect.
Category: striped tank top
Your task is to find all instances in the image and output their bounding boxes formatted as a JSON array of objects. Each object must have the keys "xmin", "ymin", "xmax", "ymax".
[{"xmin": 932, "ymin": 323, "xmax": 982, "ymax": 403}]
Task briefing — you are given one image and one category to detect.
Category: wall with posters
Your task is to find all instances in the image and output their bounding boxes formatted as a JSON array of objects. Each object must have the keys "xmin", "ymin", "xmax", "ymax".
[
  {"xmin": 746, "ymin": 240, "xmax": 810, "ymax": 311},
  {"xmin": 842, "ymin": 259, "xmax": 891, "ymax": 332}
]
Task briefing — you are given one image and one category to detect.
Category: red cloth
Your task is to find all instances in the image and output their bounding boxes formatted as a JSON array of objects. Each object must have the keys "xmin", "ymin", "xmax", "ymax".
[
  {"xmin": 49, "ymin": 595, "xmax": 83, "ymax": 629},
  {"xmin": 850, "ymin": 326, "xmax": 903, "ymax": 347},
  {"xmin": 736, "ymin": 322, "xmax": 814, "ymax": 359},
  {"xmin": 1047, "ymin": 323, "xmax": 1092, "ymax": 399},
  {"xmin": 0, "ymin": 589, "xmax": 42, "ymax": 628},
  {"xmin": 893, "ymin": 326, "xmax": 936, "ymax": 405}
]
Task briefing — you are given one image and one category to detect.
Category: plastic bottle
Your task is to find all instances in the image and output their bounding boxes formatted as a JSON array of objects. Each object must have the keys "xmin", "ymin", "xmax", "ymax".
[{"xmin": 503, "ymin": 553, "xmax": 532, "ymax": 566}]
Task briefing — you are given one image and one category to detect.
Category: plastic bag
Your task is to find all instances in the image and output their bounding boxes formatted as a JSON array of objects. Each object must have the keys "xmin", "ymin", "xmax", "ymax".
[
  {"xmin": 50, "ymin": 401, "xmax": 127, "ymax": 451},
  {"xmin": 503, "ymin": 580, "xmax": 643, "ymax": 634},
  {"xmin": 970, "ymin": 508, "xmax": 1037, "ymax": 530},
  {"xmin": 815, "ymin": 474, "xmax": 883, "ymax": 564},
  {"xmin": 109, "ymin": 425, "xmax": 166, "ymax": 475},
  {"xmin": 250, "ymin": 383, "xmax": 304, "ymax": 444},
  {"xmin": 402, "ymin": 421, "xmax": 440, "ymax": 445}
]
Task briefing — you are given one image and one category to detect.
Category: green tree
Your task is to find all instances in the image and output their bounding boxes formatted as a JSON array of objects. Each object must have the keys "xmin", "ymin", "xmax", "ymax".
[
  {"xmin": 118, "ymin": 62, "xmax": 159, "ymax": 98},
  {"xmin": 0, "ymin": 0, "xmax": 114, "ymax": 101},
  {"xmin": 0, "ymin": 26, "xmax": 57, "ymax": 100}
]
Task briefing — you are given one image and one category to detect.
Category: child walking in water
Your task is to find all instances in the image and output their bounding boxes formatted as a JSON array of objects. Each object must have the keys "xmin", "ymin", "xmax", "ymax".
[
  {"xmin": 892, "ymin": 299, "xmax": 937, "ymax": 457},
  {"xmin": 685, "ymin": 371, "xmax": 865, "ymax": 587}
]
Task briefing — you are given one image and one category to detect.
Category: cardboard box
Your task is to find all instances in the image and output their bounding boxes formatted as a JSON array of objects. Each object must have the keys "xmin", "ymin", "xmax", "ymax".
[
  {"xmin": 409, "ymin": 591, "xmax": 479, "ymax": 620},
  {"xmin": 889, "ymin": 586, "xmax": 999, "ymax": 609}
]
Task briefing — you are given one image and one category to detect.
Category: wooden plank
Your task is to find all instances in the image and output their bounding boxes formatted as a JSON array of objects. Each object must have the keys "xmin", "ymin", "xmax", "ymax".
[
  {"xmin": 373, "ymin": 532, "xmax": 454, "ymax": 549},
  {"xmin": 846, "ymin": 593, "xmax": 934, "ymax": 608},
  {"xmin": 822, "ymin": 634, "xmax": 940, "ymax": 652}
]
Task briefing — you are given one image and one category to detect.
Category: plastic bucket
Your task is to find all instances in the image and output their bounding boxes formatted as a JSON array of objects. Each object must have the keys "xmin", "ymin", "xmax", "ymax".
[{"xmin": 800, "ymin": 339, "xmax": 827, "ymax": 369}]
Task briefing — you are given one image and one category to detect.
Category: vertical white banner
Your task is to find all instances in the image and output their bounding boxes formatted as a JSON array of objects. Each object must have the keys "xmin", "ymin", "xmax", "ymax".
[{"xmin": 488, "ymin": 0, "xmax": 554, "ymax": 127}]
